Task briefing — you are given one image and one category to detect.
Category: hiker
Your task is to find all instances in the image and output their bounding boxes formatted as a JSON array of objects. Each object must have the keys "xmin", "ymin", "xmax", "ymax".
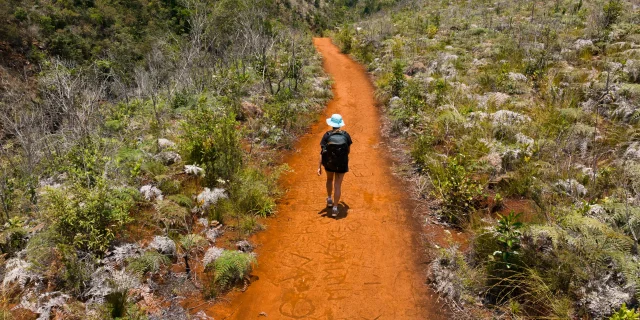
[{"xmin": 317, "ymin": 114, "xmax": 352, "ymax": 217}]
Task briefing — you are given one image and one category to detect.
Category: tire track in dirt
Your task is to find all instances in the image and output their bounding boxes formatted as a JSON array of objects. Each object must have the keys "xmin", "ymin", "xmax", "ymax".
[{"xmin": 204, "ymin": 38, "xmax": 447, "ymax": 319}]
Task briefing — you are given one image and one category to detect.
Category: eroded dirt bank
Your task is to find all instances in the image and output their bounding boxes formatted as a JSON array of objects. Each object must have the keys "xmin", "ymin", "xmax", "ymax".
[{"xmin": 204, "ymin": 38, "xmax": 447, "ymax": 319}]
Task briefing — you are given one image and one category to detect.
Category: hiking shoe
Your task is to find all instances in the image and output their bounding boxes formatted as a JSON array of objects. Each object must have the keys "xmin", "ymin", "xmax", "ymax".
[
  {"xmin": 327, "ymin": 197, "xmax": 333, "ymax": 208},
  {"xmin": 331, "ymin": 206, "xmax": 338, "ymax": 217}
]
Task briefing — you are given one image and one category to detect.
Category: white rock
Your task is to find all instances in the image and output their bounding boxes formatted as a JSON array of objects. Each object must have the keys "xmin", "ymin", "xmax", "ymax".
[
  {"xmin": 236, "ymin": 240, "xmax": 254, "ymax": 252},
  {"xmin": 440, "ymin": 53, "xmax": 459, "ymax": 61},
  {"xmin": 624, "ymin": 142, "xmax": 640, "ymax": 160},
  {"xmin": 18, "ymin": 291, "xmax": 69, "ymax": 320},
  {"xmin": 491, "ymin": 110, "xmax": 531, "ymax": 126},
  {"xmin": 140, "ymin": 185, "xmax": 163, "ymax": 201},
  {"xmin": 205, "ymin": 228, "xmax": 222, "ymax": 243},
  {"xmin": 2, "ymin": 258, "xmax": 40, "ymax": 288},
  {"xmin": 575, "ymin": 39, "xmax": 594, "ymax": 50},
  {"xmin": 202, "ymin": 247, "xmax": 225, "ymax": 267},
  {"xmin": 515, "ymin": 133, "xmax": 534, "ymax": 152},
  {"xmin": 484, "ymin": 152, "xmax": 503, "ymax": 172},
  {"xmin": 480, "ymin": 92, "xmax": 511, "ymax": 107},
  {"xmin": 184, "ymin": 164, "xmax": 204, "ymax": 176},
  {"xmin": 623, "ymin": 59, "xmax": 639, "ymax": 81},
  {"xmin": 555, "ymin": 179, "xmax": 587, "ymax": 197},
  {"xmin": 508, "ymin": 72, "xmax": 527, "ymax": 82},
  {"xmin": 103, "ymin": 243, "xmax": 143, "ymax": 266},
  {"xmin": 158, "ymin": 138, "xmax": 176, "ymax": 149},
  {"xmin": 587, "ymin": 204, "xmax": 606, "ymax": 217},
  {"xmin": 149, "ymin": 236, "xmax": 176, "ymax": 257},
  {"xmin": 155, "ymin": 151, "xmax": 182, "ymax": 165},
  {"xmin": 196, "ymin": 188, "xmax": 228, "ymax": 212}
]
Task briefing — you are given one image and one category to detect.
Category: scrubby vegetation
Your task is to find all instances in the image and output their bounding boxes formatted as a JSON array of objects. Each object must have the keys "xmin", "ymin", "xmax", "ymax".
[
  {"xmin": 335, "ymin": 0, "xmax": 640, "ymax": 318},
  {"xmin": 0, "ymin": 0, "xmax": 333, "ymax": 317}
]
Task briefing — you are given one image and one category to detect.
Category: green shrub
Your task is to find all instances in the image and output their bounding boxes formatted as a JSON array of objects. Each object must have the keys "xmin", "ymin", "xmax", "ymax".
[
  {"xmin": 391, "ymin": 59, "xmax": 406, "ymax": 96},
  {"xmin": 212, "ymin": 250, "xmax": 256, "ymax": 291},
  {"xmin": 65, "ymin": 138, "xmax": 110, "ymax": 188},
  {"xmin": 336, "ymin": 25, "xmax": 354, "ymax": 53},
  {"xmin": 0, "ymin": 217, "xmax": 26, "ymax": 255},
  {"xmin": 602, "ymin": 0, "xmax": 623, "ymax": 30},
  {"xmin": 127, "ymin": 251, "xmax": 170, "ymax": 276},
  {"xmin": 181, "ymin": 106, "xmax": 243, "ymax": 186},
  {"xmin": 411, "ymin": 134, "xmax": 435, "ymax": 169},
  {"xmin": 57, "ymin": 244, "xmax": 96, "ymax": 296},
  {"xmin": 432, "ymin": 156, "xmax": 484, "ymax": 225},
  {"xmin": 43, "ymin": 181, "xmax": 137, "ymax": 253},
  {"xmin": 239, "ymin": 215, "xmax": 262, "ymax": 237},
  {"xmin": 208, "ymin": 197, "xmax": 232, "ymax": 225},
  {"xmin": 492, "ymin": 212, "xmax": 523, "ymax": 269},
  {"xmin": 178, "ymin": 233, "xmax": 207, "ymax": 277},
  {"xmin": 140, "ymin": 160, "xmax": 167, "ymax": 177},
  {"xmin": 156, "ymin": 176, "xmax": 180, "ymax": 195},
  {"xmin": 610, "ymin": 304, "xmax": 640, "ymax": 320},
  {"xmin": 230, "ymin": 168, "xmax": 280, "ymax": 218}
]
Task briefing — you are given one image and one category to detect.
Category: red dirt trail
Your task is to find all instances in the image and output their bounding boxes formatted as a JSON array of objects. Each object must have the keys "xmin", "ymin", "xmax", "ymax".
[{"xmin": 205, "ymin": 38, "xmax": 447, "ymax": 319}]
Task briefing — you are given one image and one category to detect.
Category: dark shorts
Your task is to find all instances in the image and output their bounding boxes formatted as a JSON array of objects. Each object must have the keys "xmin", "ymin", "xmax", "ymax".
[{"xmin": 324, "ymin": 165, "xmax": 348, "ymax": 174}]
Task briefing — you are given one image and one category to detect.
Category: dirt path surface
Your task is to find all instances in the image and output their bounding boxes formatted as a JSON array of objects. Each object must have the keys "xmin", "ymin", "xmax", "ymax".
[{"xmin": 206, "ymin": 38, "xmax": 446, "ymax": 319}]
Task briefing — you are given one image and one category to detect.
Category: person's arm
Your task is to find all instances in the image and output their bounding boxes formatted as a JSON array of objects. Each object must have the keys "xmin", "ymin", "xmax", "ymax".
[{"xmin": 318, "ymin": 133, "xmax": 327, "ymax": 176}]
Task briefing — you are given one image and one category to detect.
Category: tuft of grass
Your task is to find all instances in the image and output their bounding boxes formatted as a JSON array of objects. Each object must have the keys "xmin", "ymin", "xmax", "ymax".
[{"xmin": 127, "ymin": 251, "xmax": 171, "ymax": 277}]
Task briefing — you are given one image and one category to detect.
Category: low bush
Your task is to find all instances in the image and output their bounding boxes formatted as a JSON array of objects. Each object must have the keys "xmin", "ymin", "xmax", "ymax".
[
  {"xmin": 336, "ymin": 25, "xmax": 354, "ymax": 53},
  {"xmin": 0, "ymin": 217, "xmax": 27, "ymax": 255},
  {"xmin": 181, "ymin": 105, "xmax": 243, "ymax": 186},
  {"xmin": 153, "ymin": 200, "xmax": 189, "ymax": 233},
  {"xmin": 431, "ymin": 156, "xmax": 484, "ymax": 225},
  {"xmin": 229, "ymin": 167, "xmax": 283, "ymax": 218},
  {"xmin": 610, "ymin": 304, "xmax": 640, "ymax": 320},
  {"xmin": 127, "ymin": 251, "xmax": 171, "ymax": 277},
  {"xmin": 42, "ymin": 180, "xmax": 137, "ymax": 253},
  {"xmin": 211, "ymin": 250, "xmax": 256, "ymax": 291},
  {"xmin": 57, "ymin": 244, "xmax": 96, "ymax": 297}
]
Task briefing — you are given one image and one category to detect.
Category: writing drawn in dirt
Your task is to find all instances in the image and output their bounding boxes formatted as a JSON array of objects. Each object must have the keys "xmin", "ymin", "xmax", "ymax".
[{"xmin": 205, "ymin": 38, "xmax": 446, "ymax": 319}]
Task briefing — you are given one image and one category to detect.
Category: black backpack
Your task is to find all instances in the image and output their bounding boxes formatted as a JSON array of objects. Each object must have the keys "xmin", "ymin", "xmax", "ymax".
[{"xmin": 322, "ymin": 131, "xmax": 349, "ymax": 172}]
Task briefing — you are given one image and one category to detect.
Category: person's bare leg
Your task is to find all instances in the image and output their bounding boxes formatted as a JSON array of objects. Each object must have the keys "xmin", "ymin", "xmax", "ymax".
[
  {"xmin": 333, "ymin": 173, "xmax": 345, "ymax": 207},
  {"xmin": 326, "ymin": 171, "xmax": 335, "ymax": 206}
]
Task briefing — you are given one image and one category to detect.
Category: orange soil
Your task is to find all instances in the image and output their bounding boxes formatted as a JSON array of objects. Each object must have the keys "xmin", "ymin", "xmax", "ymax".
[{"xmin": 201, "ymin": 38, "xmax": 448, "ymax": 319}]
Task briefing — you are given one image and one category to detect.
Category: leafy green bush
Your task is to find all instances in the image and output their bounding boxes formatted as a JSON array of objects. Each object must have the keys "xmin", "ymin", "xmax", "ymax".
[
  {"xmin": 602, "ymin": 0, "xmax": 623, "ymax": 30},
  {"xmin": 391, "ymin": 59, "xmax": 406, "ymax": 96},
  {"xmin": 181, "ymin": 105, "xmax": 243, "ymax": 186},
  {"xmin": 492, "ymin": 212, "xmax": 523, "ymax": 269},
  {"xmin": 432, "ymin": 156, "xmax": 484, "ymax": 225},
  {"xmin": 211, "ymin": 250, "xmax": 256, "ymax": 291},
  {"xmin": 140, "ymin": 160, "xmax": 167, "ymax": 177},
  {"xmin": 43, "ymin": 181, "xmax": 137, "ymax": 253},
  {"xmin": 0, "ymin": 217, "xmax": 26, "ymax": 255},
  {"xmin": 156, "ymin": 176, "xmax": 181, "ymax": 195},
  {"xmin": 229, "ymin": 168, "xmax": 281, "ymax": 217},
  {"xmin": 610, "ymin": 304, "xmax": 640, "ymax": 320},
  {"xmin": 336, "ymin": 25, "xmax": 354, "ymax": 53}
]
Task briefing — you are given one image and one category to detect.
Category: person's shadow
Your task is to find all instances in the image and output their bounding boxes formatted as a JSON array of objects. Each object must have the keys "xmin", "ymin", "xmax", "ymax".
[{"xmin": 318, "ymin": 202, "xmax": 350, "ymax": 220}]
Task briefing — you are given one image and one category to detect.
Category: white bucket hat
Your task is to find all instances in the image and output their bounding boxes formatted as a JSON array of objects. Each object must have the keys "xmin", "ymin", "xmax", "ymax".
[{"xmin": 326, "ymin": 114, "xmax": 345, "ymax": 128}]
